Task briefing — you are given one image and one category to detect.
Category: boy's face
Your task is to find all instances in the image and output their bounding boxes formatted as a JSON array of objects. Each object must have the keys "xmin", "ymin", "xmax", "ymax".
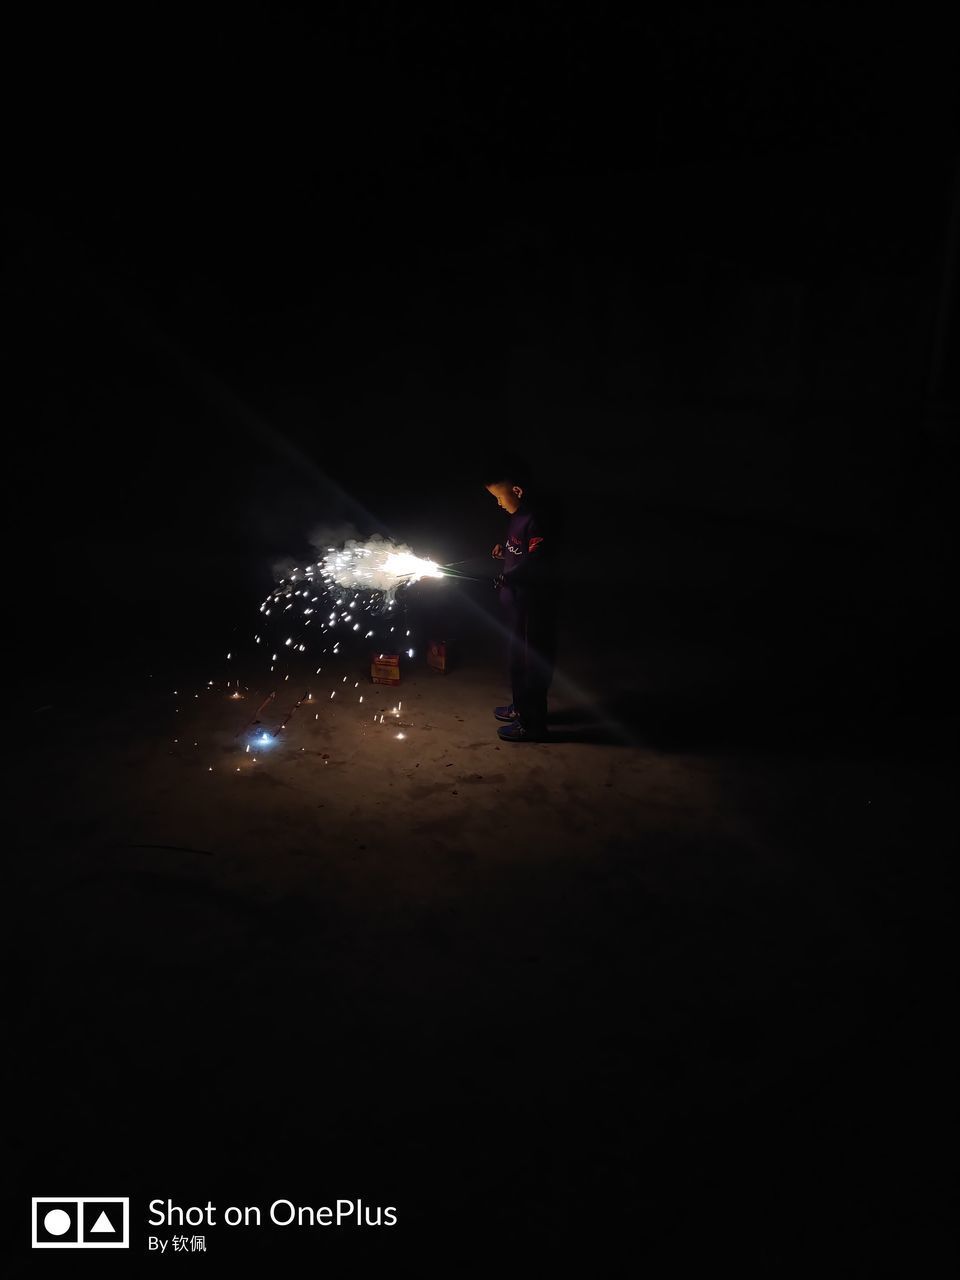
[{"xmin": 485, "ymin": 481, "xmax": 523, "ymax": 514}]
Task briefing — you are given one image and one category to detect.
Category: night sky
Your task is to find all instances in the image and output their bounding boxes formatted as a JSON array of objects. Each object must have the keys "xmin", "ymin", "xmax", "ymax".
[{"xmin": 9, "ymin": 4, "xmax": 958, "ymax": 1269}]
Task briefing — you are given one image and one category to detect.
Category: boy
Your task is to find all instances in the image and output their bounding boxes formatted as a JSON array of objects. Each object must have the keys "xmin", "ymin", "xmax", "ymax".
[{"xmin": 483, "ymin": 456, "xmax": 558, "ymax": 742}]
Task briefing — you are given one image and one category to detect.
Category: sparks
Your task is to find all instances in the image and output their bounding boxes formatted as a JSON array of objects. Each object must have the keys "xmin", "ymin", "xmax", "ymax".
[{"xmin": 322, "ymin": 538, "xmax": 443, "ymax": 595}]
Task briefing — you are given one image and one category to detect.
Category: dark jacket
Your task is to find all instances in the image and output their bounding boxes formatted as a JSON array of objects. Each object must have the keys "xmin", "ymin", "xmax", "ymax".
[{"xmin": 498, "ymin": 496, "xmax": 562, "ymax": 612}]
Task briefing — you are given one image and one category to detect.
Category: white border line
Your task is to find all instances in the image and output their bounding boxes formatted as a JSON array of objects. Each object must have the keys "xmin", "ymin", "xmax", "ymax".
[{"xmin": 32, "ymin": 1197, "xmax": 130, "ymax": 1248}]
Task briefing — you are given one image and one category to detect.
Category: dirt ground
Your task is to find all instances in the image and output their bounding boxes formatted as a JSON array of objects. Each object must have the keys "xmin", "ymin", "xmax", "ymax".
[{"xmin": 11, "ymin": 622, "xmax": 955, "ymax": 1269}]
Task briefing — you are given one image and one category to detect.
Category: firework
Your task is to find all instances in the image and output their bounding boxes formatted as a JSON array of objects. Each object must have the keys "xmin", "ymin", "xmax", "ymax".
[
  {"xmin": 317, "ymin": 536, "xmax": 444, "ymax": 596},
  {"xmin": 188, "ymin": 534, "xmax": 465, "ymax": 775}
]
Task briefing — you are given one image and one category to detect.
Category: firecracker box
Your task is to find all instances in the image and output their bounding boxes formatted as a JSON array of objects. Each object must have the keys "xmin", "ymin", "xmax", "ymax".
[
  {"xmin": 427, "ymin": 639, "xmax": 453, "ymax": 673},
  {"xmin": 371, "ymin": 652, "xmax": 401, "ymax": 685}
]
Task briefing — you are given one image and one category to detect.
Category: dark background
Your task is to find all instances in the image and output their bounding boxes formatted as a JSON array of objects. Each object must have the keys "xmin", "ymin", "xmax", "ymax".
[
  {"xmin": 8, "ymin": 5, "xmax": 958, "ymax": 679},
  {"xmin": 7, "ymin": 3, "xmax": 958, "ymax": 1270}
]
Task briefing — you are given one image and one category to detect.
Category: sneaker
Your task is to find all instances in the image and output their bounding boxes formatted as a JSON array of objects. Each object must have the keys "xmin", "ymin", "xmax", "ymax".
[
  {"xmin": 497, "ymin": 721, "xmax": 546, "ymax": 742},
  {"xmin": 494, "ymin": 703, "xmax": 519, "ymax": 722}
]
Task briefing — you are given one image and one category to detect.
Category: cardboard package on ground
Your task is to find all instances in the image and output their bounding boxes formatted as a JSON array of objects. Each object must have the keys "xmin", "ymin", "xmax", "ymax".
[
  {"xmin": 371, "ymin": 653, "xmax": 401, "ymax": 686},
  {"xmin": 427, "ymin": 640, "xmax": 454, "ymax": 673}
]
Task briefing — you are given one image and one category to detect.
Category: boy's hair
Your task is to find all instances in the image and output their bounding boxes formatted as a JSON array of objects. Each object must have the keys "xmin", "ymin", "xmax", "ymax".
[{"xmin": 482, "ymin": 453, "xmax": 534, "ymax": 490}]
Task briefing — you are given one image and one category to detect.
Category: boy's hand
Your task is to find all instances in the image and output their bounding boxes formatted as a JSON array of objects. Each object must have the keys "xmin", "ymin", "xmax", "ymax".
[{"xmin": 492, "ymin": 544, "xmax": 504, "ymax": 559}]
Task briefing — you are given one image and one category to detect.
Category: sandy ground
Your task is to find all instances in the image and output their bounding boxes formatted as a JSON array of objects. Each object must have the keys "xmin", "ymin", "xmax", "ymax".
[{"xmin": 11, "ymin": 631, "xmax": 956, "ymax": 1269}]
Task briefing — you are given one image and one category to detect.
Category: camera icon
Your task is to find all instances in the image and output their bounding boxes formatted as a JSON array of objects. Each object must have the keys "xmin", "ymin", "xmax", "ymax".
[{"xmin": 32, "ymin": 1198, "xmax": 129, "ymax": 1248}]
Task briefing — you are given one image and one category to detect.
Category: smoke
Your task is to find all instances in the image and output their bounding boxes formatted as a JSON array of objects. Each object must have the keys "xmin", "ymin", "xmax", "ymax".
[
  {"xmin": 271, "ymin": 526, "xmax": 443, "ymax": 605},
  {"xmin": 318, "ymin": 534, "xmax": 443, "ymax": 597},
  {"xmin": 271, "ymin": 523, "xmax": 360, "ymax": 585},
  {"xmin": 307, "ymin": 522, "xmax": 362, "ymax": 556}
]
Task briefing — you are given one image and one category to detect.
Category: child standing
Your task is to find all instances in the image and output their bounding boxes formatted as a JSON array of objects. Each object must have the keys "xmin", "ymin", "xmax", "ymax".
[{"xmin": 484, "ymin": 457, "xmax": 558, "ymax": 742}]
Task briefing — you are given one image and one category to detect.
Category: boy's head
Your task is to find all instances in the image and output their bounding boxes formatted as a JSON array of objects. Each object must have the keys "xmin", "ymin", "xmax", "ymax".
[{"xmin": 483, "ymin": 455, "xmax": 533, "ymax": 515}]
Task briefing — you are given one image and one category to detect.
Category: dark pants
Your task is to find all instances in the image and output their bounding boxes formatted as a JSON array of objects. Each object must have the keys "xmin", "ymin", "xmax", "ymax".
[{"xmin": 506, "ymin": 596, "xmax": 557, "ymax": 732}]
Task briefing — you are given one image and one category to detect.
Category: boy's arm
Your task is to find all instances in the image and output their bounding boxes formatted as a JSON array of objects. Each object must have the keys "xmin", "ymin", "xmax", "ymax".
[{"xmin": 502, "ymin": 521, "xmax": 549, "ymax": 588}]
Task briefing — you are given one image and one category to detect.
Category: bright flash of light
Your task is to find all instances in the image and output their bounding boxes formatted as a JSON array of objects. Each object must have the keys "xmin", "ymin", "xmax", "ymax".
[
  {"xmin": 381, "ymin": 550, "xmax": 443, "ymax": 583},
  {"xmin": 321, "ymin": 537, "xmax": 443, "ymax": 596}
]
